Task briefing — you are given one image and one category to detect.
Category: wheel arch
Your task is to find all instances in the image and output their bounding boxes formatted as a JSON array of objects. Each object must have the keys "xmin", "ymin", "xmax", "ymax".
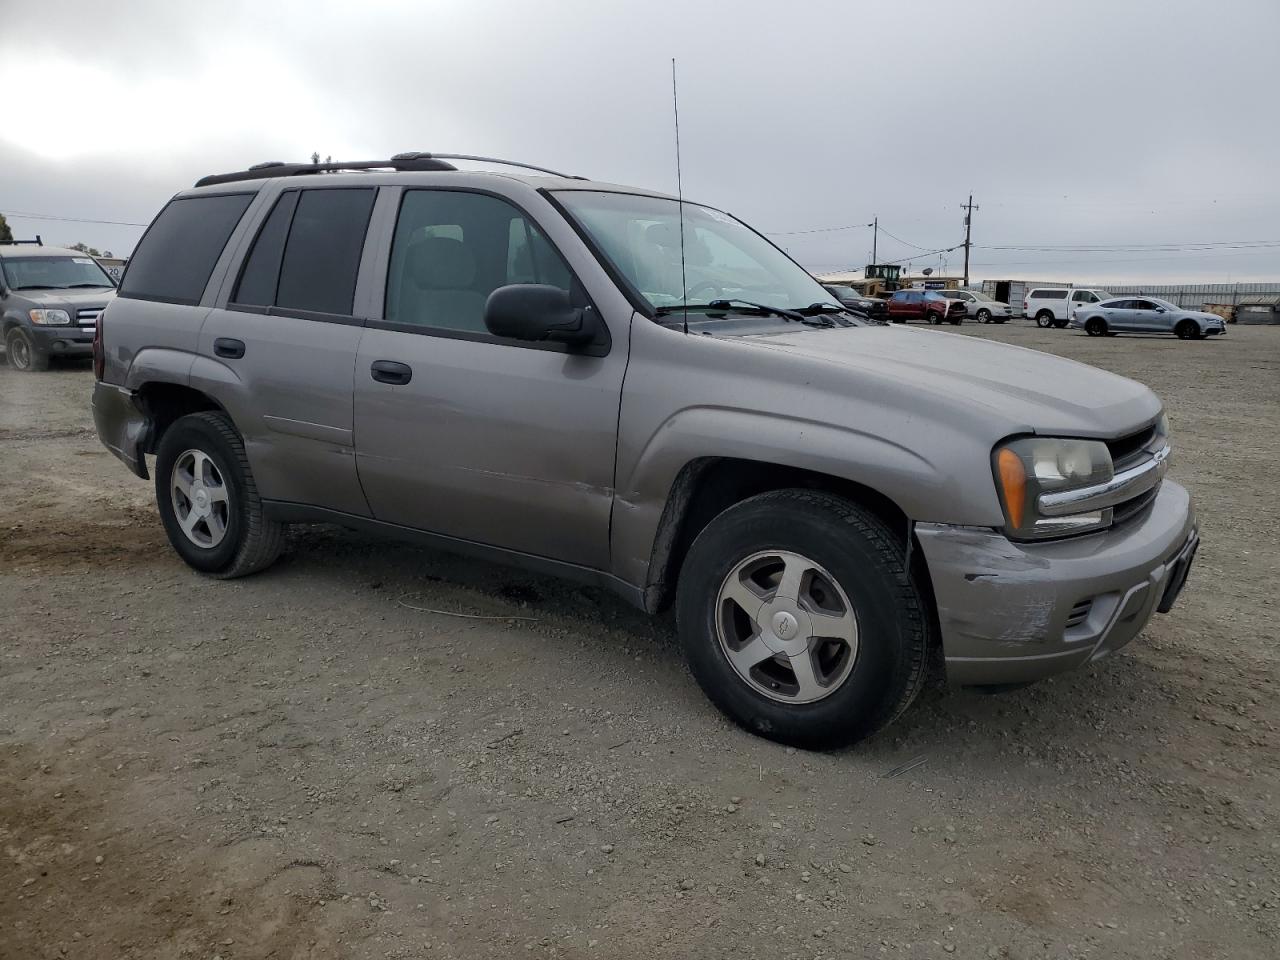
[
  {"xmin": 135, "ymin": 381, "xmax": 231, "ymax": 455},
  {"xmin": 641, "ymin": 456, "xmax": 915, "ymax": 614}
]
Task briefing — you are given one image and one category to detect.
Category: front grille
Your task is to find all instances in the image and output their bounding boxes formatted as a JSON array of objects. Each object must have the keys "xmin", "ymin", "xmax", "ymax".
[
  {"xmin": 1112, "ymin": 485, "xmax": 1159, "ymax": 526},
  {"xmin": 76, "ymin": 308, "xmax": 103, "ymax": 326},
  {"xmin": 1107, "ymin": 423, "xmax": 1158, "ymax": 471},
  {"xmin": 1065, "ymin": 598, "xmax": 1093, "ymax": 629}
]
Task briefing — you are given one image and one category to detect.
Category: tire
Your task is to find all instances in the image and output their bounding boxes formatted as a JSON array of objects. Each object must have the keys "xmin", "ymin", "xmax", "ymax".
[
  {"xmin": 1085, "ymin": 317, "xmax": 1107, "ymax": 337},
  {"xmin": 1052, "ymin": 319, "xmax": 1069, "ymax": 329},
  {"xmin": 676, "ymin": 490, "xmax": 929, "ymax": 750},
  {"xmin": 4, "ymin": 328, "xmax": 49, "ymax": 372},
  {"xmin": 994, "ymin": 318, "xmax": 1008, "ymax": 324},
  {"xmin": 1175, "ymin": 319, "xmax": 1201, "ymax": 340},
  {"xmin": 976, "ymin": 309, "xmax": 991, "ymax": 324},
  {"xmin": 1034, "ymin": 311, "xmax": 1057, "ymax": 328},
  {"xmin": 154, "ymin": 411, "xmax": 284, "ymax": 578}
]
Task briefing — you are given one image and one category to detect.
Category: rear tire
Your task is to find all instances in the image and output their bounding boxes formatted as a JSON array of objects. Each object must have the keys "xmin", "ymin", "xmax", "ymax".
[
  {"xmin": 1085, "ymin": 317, "xmax": 1107, "ymax": 337},
  {"xmin": 1176, "ymin": 319, "xmax": 1201, "ymax": 340},
  {"xmin": 976, "ymin": 309, "xmax": 991, "ymax": 323},
  {"xmin": 5, "ymin": 328, "xmax": 49, "ymax": 372},
  {"xmin": 1035, "ymin": 311, "xmax": 1055, "ymax": 328},
  {"xmin": 676, "ymin": 490, "xmax": 929, "ymax": 750},
  {"xmin": 1052, "ymin": 319, "xmax": 1069, "ymax": 329},
  {"xmin": 155, "ymin": 411, "xmax": 284, "ymax": 578}
]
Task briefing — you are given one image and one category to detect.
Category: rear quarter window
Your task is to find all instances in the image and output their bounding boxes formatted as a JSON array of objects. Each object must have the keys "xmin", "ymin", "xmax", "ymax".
[
  {"xmin": 1030, "ymin": 289, "xmax": 1067, "ymax": 300},
  {"xmin": 119, "ymin": 193, "xmax": 254, "ymax": 304}
]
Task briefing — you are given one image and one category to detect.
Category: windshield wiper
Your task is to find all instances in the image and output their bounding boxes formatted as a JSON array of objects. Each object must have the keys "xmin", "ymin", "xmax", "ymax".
[
  {"xmin": 66, "ymin": 282, "xmax": 109, "ymax": 289},
  {"xmin": 655, "ymin": 299, "xmax": 836, "ymax": 327},
  {"xmin": 13, "ymin": 284, "xmax": 55, "ymax": 290}
]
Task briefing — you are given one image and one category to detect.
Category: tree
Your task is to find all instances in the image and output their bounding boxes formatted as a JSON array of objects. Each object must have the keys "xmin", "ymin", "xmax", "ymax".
[
  {"xmin": 0, "ymin": 213, "xmax": 12, "ymax": 244},
  {"xmin": 69, "ymin": 242, "xmax": 103, "ymax": 257}
]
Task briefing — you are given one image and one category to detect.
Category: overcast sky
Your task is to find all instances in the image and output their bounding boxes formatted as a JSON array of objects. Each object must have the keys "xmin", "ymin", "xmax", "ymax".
[{"xmin": 2, "ymin": 0, "xmax": 1277, "ymax": 282}]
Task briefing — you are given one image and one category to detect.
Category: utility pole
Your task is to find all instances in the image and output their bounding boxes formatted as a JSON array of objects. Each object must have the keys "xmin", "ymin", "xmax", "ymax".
[
  {"xmin": 961, "ymin": 195, "xmax": 979, "ymax": 287},
  {"xmin": 871, "ymin": 217, "xmax": 878, "ymax": 264}
]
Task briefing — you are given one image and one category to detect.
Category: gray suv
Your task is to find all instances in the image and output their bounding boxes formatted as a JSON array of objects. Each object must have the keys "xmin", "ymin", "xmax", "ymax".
[
  {"xmin": 92, "ymin": 154, "xmax": 1198, "ymax": 748},
  {"xmin": 1, "ymin": 241, "xmax": 116, "ymax": 371}
]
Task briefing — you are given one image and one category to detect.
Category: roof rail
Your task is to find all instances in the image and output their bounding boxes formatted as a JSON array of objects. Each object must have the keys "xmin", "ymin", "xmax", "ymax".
[
  {"xmin": 395, "ymin": 153, "xmax": 586, "ymax": 180},
  {"xmin": 194, "ymin": 152, "xmax": 586, "ymax": 188},
  {"xmin": 194, "ymin": 155, "xmax": 458, "ymax": 188}
]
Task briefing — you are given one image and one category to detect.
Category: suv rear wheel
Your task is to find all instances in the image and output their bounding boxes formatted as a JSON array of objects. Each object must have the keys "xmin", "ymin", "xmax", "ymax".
[
  {"xmin": 5, "ymin": 328, "xmax": 49, "ymax": 372},
  {"xmin": 155, "ymin": 411, "xmax": 284, "ymax": 578},
  {"xmin": 1035, "ymin": 311, "xmax": 1055, "ymax": 328},
  {"xmin": 676, "ymin": 490, "xmax": 928, "ymax": 749}
]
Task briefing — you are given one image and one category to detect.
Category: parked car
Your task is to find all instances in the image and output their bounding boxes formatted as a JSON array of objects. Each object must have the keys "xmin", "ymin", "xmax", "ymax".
[
  {"xmin": 92, "ymin": 153, "xmax": 1198, "ymax": 749},
  {"xmin": 822, "ymin": 283, "xmax": 887, "ymax": 320},
  {"xmin": 1072, "ymin": 297, "xmax": 1227, "ymax": 340},
  {"xmin": 885, "ymin": 289, "xmax": 966, "ymax": 324},
  {"xmin": 1024, "ymin": 287, "xmax": 1111, "ymax": 328},
  {"xmin": 936, "ymin": 288, "xmax": 1012, "ymax": 323},
  {"xmin": 1, "ymin": 242, "xmax": 116, "ymax": 371}
]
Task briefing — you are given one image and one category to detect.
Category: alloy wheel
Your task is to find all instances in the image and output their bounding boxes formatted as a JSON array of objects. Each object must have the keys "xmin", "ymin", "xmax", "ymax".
[{"xmin": 170, "ymin": 448, "xmax": 231, "ymax": 548}]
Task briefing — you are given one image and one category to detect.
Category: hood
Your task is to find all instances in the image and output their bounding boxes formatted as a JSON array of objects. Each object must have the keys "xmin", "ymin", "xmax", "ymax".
[
  {"xmin": 736, "ymin": 324, "xmax": 1161, "ymax": 439},
  {"xmin": 16, "ymin": 287, "xmax": 116, "ymax": 308}
]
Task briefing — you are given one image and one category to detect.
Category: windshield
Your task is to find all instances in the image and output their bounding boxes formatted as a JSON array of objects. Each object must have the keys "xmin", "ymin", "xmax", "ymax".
[
  {"xmin": 1, "ymin": 256, "xmax": 115, "ymax": 290},
  {"xmin": 825, "ymin": 285, "xmax": 861, "ymax": 299},
  {"xmin": 555, "ymin": 191, "xmax": 834, "ymax": 313},
  {"xmin": 1149, "ymin": 298, "xmax": 1178, "ymax": 310},
  {"xmin": 969, "ymin": 290, "xmax": 996, "ymax": 301}
]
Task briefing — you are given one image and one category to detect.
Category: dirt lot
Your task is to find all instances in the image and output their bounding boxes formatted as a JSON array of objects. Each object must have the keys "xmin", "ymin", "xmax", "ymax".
[{"xmin": 2, "ymin": 322, "xmax": 1277, "ymax": 960}]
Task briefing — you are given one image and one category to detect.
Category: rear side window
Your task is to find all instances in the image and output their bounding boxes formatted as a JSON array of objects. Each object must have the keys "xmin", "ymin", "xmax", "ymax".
[
  {"xmin": 1030, "ymin": 289, "xmax": 1067, "ymax": 300},
  {"xmin": 276, "ymin": 189, "xmax": 376, "ymax": 316},
  {"xmin": 119, "ymin": 193, "xmax": 253, "ymax": 304},
  {"xmin": 233, "ymin": 191, "xmax": 300, "ymax": 307}
]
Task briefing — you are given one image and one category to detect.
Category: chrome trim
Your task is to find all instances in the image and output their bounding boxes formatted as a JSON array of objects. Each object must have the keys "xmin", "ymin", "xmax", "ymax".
[{"xmin": 1038, "ymin": 444, "xmax": 1170, "ymax": 518}]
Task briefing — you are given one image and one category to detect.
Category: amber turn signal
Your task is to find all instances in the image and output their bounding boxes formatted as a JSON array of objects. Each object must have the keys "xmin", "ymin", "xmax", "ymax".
[{"xmin": 997, "ymin": 447, "xmax": 1027, "ymax": 529}]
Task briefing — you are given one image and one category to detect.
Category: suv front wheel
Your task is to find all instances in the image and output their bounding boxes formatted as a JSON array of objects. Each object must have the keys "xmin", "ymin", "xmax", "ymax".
[
  {"xmin": 676, "ymin": 490, "xmax": 929, "ymax": 749},
  {"xmin": 155, "ymin": 411, "xmax": 284, "ymax": 578}
]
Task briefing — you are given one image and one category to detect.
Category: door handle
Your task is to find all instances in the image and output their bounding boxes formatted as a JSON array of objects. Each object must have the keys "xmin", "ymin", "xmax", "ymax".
[
  {"xmin": 213, "ymin": 337, "xmax": 245, "ymax": 359},
  {"xmin": 370, "ymin": 360, "xmax": 413, "ymax": 386}
]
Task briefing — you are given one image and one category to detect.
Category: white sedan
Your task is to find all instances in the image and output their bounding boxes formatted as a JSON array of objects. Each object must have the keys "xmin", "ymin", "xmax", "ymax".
[
  {"xmin": 936, "ymin": 289, "xmax": 1013, "ymax": 323},
  {"xmin": 1070, "ymin": 297, "xmax": 1227, "ymax": 340}
]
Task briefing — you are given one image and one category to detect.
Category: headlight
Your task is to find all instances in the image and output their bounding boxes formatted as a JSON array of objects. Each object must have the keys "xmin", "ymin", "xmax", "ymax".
[
  {"xmin": 29, "ymin": 309, "xmax": 71, "ymax": 325},
  {"xmin": 993, "ymin": 437, "xmax": 1114, "ymax": 539}
]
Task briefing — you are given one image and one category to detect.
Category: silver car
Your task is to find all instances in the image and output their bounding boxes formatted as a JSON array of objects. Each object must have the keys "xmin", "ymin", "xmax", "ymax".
[
  {"xmin": 91, "ymin": 153, "xmax": 1198, "ymax": 749},
  {"xmin": 1072, "ymin": 297, "xmax": 1227, "ymax": 339},
  {"xmin": 937, "ymin": 289, "xmax": 1013, "ymax": 323}
]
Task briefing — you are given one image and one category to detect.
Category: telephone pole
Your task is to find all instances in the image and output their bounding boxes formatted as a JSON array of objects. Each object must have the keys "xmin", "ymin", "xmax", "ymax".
[
  {"xmin": 961, "ymin": 195, "xmax": 979, "ymax": 287},
  {"xmin": 871, "ymin": 217, "xmax": 878, "ymax": 264}
]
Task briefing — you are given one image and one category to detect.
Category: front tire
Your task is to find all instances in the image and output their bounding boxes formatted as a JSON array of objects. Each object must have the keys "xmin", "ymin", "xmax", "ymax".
[
  {"xmin": 5, "ymin": 328, "xmax": 49, "ymax": 372},
  {"xmin": 1085, "ymin": 317, "xmax": 1107, "ymax": 337},
  {"xmin": 976, "ymin": 309, "xmax": 991, "ymax": 323},
  {"xmin": 155, "ymin": 411, "xmax": 284, "ymax": 578},
  {"xmin": 676, "ymin": 490, "xmax": 929, "ymax": 749},
  {"xmin": 1176, "ymin": 319, "xmax": 1202, "ymax": 340}
]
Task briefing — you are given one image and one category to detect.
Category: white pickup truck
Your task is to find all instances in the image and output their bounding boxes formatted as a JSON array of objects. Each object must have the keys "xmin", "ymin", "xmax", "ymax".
[{"xmin": 1024, "ymin": 287, "xmax": 1112, "ymax": 328}]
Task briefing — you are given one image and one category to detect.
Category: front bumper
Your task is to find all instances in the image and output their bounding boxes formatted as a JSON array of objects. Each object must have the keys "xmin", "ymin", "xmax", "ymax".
[
  {"xmin": 91, "ymin": 381, "xmax": 150, "ymax": 478},
  {"xmin": 916, "ymin": 481, "xmax": 1196, "ymax": 685},
  {"xmin": 29, "ymin": 323, "xmax": 95, "ymax": 356}
]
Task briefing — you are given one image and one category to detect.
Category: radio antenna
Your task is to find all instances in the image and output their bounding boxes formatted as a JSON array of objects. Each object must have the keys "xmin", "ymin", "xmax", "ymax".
[{"xmin": 671, "ymin": 57, "xmax": 689, "ymax": 336}]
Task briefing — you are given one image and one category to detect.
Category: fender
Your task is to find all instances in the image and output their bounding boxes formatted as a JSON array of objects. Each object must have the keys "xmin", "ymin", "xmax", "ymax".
[{"xmin": 609, "ymin": 405, "xmax": 947, "ymax": 590}]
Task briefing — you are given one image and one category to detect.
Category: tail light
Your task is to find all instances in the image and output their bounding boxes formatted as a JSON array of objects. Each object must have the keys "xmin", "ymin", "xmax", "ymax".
[
  {"xmin": 93, "ymin": 313, "xmax": 104, "ymax": 380},
  {"xmin": 1022, "ymin": 300, "xmax": 1028, "ymax": 311}
]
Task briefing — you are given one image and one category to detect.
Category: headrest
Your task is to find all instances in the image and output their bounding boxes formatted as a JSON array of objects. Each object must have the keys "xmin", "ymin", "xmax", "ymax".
[{"xmin": 408, "ymin": 237, "xmax": 476, "ymax": 290}]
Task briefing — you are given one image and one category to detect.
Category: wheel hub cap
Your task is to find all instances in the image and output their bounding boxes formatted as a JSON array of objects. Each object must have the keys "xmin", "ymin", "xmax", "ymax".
[
  {"xmin": 715, "ymin": 550, "xmax": 860, "ymax": 704},
  {"xmin": 171, "ymin": 448, "xmax": 230, "ymax": 549}
]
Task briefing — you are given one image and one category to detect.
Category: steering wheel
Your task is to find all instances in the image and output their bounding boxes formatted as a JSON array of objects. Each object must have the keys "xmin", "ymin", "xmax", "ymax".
[{"xmin": 685, "ymin": 280, "xmax": 723, "ymax": 302}]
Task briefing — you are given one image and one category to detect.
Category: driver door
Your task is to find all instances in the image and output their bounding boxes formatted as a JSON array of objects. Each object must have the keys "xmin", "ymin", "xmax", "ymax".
[{"xmin": 352, "ymin": 187, "xmax": 627, "ymax": 569}]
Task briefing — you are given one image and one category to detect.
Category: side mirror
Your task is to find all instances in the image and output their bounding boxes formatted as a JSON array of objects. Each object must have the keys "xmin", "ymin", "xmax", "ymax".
[
  {"xmin": 484, "ymin": 283, "xmax": 594, "ymax": 346},
  {"xmin": 1156, "ymin": 307, "xmax": 1166, "ymax": 313}
]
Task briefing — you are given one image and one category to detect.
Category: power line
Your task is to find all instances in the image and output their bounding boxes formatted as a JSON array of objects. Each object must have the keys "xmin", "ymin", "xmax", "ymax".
[
  {"xmin": 764, "ymin": 221, "xmax": 873, "ymax": 237},
  {"xmin": 1, "ymin": 209, "xmax": 150, "ymax": 227}
]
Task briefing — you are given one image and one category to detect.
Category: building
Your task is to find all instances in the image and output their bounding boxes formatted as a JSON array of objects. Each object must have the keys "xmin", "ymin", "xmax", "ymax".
[{"xmin": 1235, "ymin": 295, "xmax": 1280, "ymax": 324}]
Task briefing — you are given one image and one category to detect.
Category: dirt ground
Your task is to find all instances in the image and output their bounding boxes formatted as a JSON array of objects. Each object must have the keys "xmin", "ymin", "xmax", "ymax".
[{"xmin": 1, "ymin": 322, "xmax": 1277, "ymax": 960}]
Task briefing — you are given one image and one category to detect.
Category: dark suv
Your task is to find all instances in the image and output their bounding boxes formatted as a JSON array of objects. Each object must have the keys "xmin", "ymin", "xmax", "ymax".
[
  {"xmin": 885, "ymin": 289, "xmax": 965, "ymax": 325},
  {"xmin": 1, "ymin": 242, "xmax": 116, "ymax": 371}
]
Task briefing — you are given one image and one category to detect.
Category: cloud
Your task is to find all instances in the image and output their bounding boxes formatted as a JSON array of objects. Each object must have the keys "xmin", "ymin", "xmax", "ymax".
[{"xmin": 3, "ymin": 0, "xmax": 1277, "ymax": 280}]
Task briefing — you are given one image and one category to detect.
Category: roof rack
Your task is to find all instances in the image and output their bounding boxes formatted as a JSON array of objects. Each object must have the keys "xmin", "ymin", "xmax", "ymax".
[
  {"xmin": 9, "ymin": 236, "xmax": 43, "ymax": 246},
  {"xmin": 194, "ymin": 153, "xmax": 585, "ymax": 188}
]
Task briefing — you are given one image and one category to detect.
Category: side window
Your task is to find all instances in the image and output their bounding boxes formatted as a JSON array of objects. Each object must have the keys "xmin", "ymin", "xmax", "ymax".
[
  {"xmin": 232, "ymin": 191, "xmax": 299, "ymax": 307},
  {"xmin": 1133, "ymin": 300, "xmax": 1155, "ymax": 310},
  {"xmin": 276, "ymin": 189, "xmax": 376, "ymax": 316},
  {"xmin": 385, "ymin": 190, "xmax": 576, "ymax": 335},
  {"xmin": 119, "ymin": 193, "xmax": 253, "ymax": 304}
]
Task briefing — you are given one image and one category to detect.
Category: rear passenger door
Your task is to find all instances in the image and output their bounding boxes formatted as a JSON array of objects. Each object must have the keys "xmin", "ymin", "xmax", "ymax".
[
  {"xmin": 352, "ymin": 187, "xmax": 626, "ymax": 569},
  {"xmin": 195, "ymin": 186, "xmax": 377, "ymax": 517}
]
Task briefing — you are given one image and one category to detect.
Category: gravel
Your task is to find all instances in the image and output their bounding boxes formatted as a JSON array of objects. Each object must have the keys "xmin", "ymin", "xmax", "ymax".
[{"xmin": 1, "ymin": 324, "xmax": 1277, "ymax": 959}]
